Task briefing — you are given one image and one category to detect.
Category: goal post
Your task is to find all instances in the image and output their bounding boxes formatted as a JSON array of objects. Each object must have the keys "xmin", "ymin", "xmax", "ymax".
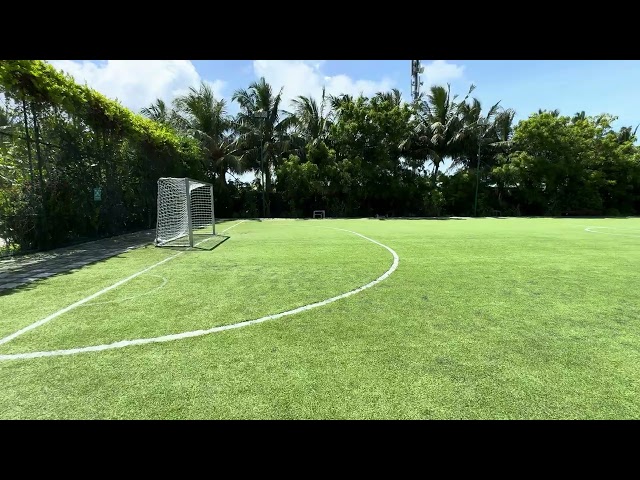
[{"xmin": 155, "ymin": 177, "xmax": 215, "ymax": 247}]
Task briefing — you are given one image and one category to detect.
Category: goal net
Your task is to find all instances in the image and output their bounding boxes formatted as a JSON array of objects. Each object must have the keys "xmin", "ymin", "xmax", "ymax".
[{"xmin": 155, "ymin": 177, "xmax": 215, "ymax": 247}]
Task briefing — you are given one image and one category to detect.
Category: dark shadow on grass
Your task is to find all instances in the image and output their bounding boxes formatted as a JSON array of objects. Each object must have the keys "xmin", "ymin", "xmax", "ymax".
[
  {"xmin": 0, "ymin": 221, "xmax": 248, "ymax": 297},
  {"xmin": 0, "ymin": 228, "xmax": 157, "ymax": 261},
  {"xmin": 158, "ymin": 235, "xmax": 230, "ymax": 252},
  {"xmin": 0, "ymin": 243, "xmax": 158, "ymax": 297}
]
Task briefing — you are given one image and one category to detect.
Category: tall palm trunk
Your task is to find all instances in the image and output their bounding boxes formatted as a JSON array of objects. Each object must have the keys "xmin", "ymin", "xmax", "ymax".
[
  {"xmin": 232, "ymin": 77, "xmax": 294, "ymax": 218},
  {"xmin": 264, "ymin": 154, "xmax": 272, "ymax": 217},
  {"xmin": 432, "ymin": 157, "xmax": 441, "ymax": 179}
]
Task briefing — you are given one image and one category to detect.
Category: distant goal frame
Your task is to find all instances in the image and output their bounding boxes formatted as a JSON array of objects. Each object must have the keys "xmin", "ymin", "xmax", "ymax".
[
  {"xmin": 313, "ymin": 210, "xmax": 326, "ymax": 219},
  {"xmin": 155, "ymin": 177, "xmax": 216, "ymax": 248}
]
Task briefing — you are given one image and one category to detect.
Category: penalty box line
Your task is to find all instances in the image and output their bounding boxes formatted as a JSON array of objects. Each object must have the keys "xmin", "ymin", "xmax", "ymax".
[{"xmin": 0, "ymin": 220, "xmax": 247, "ymax": 347}]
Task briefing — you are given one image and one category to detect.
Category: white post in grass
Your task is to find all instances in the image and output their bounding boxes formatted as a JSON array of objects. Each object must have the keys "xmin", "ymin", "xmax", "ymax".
[
  {"xmin": 185, "ymin": 178, "xmax": 194, "ymax": 247},
  {"xmin": 210, "ymin": 183, "xmax": 215, "ymax": 235}
]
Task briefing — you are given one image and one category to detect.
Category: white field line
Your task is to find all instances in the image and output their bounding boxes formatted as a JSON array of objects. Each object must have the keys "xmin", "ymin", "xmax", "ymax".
[
  {"xmin": 78, "ymin": 275, "xmax": 168, "ymax": 307},
  {"xmin": 0, "ymin": 226, "xmax": 399, "ymax": 361},
  {"xmin": 0, "ymin": 221, "xmax": 246, "ymax": 348},
  {"xmin": 584, "ymin": 226, "xmax": 640, "ymax": 238}
]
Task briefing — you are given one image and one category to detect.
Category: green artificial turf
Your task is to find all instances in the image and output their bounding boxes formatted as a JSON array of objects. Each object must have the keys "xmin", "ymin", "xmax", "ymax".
[{"xmin": 0, "ymin": 217, "xmax": 639, "ymax": 419}]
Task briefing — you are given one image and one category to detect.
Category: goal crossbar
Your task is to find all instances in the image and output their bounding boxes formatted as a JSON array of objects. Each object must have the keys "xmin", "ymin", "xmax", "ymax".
[{"xmin": 155, "ymin": 177, "xmax": 216, "ymax": 247}]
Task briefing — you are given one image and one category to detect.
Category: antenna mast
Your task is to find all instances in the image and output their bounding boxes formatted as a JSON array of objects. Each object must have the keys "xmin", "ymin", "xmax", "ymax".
[{"xmin": 411, "ymin": 60, "xmax": 424, "ymax": 102}]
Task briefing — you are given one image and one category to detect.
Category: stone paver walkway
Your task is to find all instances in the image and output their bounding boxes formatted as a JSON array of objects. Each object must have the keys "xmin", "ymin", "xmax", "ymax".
[{"xmin": 0, "ymin": 230, "xmax": 155, "ymax": 293}]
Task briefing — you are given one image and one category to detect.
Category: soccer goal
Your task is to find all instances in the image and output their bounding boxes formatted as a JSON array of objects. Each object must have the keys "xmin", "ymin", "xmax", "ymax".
[{"xmin": 155, "ymin": 177, "xmax": 215, "ymax": 247}]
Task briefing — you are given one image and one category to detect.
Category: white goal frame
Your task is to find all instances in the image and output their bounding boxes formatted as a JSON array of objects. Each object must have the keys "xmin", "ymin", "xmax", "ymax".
[
  {"xmin": 155, "ymin": 177, "xmax": 215, "ymax": 247},
  {"xmin": 313, "ymin": 210, "xmax": 325, "ymax": 219}
]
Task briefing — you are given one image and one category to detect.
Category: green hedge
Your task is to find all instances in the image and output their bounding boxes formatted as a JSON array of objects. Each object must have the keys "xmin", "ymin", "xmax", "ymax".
[{"xmin": 0, "ymin": 60, "xmax": 203, "ymax": 252}]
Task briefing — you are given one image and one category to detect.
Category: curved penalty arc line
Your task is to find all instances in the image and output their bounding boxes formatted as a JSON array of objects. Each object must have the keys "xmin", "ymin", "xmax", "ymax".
[{"xmin": 0, "ymin": 227, "xmax": 399, "ymax": 361}]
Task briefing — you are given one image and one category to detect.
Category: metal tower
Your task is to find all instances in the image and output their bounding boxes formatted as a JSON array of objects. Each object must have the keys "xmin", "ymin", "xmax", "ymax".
[{"xmin": 411, "ymin": 60, "xmax": 424, "ymax": 102}]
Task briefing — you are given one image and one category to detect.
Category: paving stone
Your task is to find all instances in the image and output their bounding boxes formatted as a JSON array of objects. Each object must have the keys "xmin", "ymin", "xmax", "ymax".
[
  {"xmin": 1, "ymin": 277, "xmax": 21, "ymax": 284},
  {"xmin": 33, "ymin": 272, "xmax": 55, "ymax": 278},
  {"xmin": 0, "ymin": 230, "xmax": 154, "ymax": 281}
]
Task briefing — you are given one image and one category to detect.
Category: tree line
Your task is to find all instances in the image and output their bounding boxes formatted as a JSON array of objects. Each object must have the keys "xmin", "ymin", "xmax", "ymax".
[{"xmin": 1, "ymin": 60, "xmax": 639, "ymax": 254}]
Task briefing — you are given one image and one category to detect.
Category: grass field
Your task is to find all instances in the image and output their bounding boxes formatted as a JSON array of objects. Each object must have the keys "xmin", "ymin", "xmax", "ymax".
[{"xmin": 1, "ymin": 217, "xmax": 639, "ymax": 419}]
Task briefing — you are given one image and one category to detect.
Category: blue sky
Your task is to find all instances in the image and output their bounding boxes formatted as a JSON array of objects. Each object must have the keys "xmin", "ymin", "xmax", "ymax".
[{"xmin": 48, "ymin": 60, "xmax": 640, "ymax": 129}]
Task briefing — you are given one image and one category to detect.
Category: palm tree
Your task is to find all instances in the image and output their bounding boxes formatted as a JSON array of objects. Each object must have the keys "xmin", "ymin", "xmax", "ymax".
[
  {"xmin": 232, "ymin": 77, "xmax": 296, "ymax": 216},
  {"xmin": 402, "ymin": 83, "xmax": 475, "ymax": 178},
  {"xmin": 290, "ymin": 87, "xmax": 331, "ymax": 147},
  {"xmin": 572, "ymin": 110, "xmax": 587, "ymax": 123},
  {"xmin": 453, "ymin": 97, "xmax": 484, "ymax": 169},
  {"xmin": 328, "ymin": 93, "xmax": 354, "ymax": 114},
  {"xmin": 456, "ymin": 97, "xmax": 503, "ymax": 169},
  {"xmin": 374, "ymin": 88, "xmax": 403, "ymax": 107},
  {"xmin": 172, "ymin": 82, "xmax": 241, "ymax": 191},
  {"xmin": 140, "ymin": 98, "xmax": 175, "ymax": 126},
  {"xmin": 617, "ymin": 125, "xmax": 639, "ymax": 144},
  {"xmin": 492, "ymin": 108, "xmax": 516, "ymax": 145},
  {"xmin": 463, "ymin": 100, "xmax": 502, "ymax": 216}
]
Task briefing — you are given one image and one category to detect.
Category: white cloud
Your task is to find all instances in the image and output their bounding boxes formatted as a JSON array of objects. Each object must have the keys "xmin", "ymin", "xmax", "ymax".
[
  {"xmin": 252, "ymin": 60, "xmax": 394, "ymax": 110},
  {"xmin": 421, "ymin": 60, "xmax": 465, "ymax": 87},
  {"xmin": 47, "ymin": 60, "xmax": 225, "ymax": 113}
]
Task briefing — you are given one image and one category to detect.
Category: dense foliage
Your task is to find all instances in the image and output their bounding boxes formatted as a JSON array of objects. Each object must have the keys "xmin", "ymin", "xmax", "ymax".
[{"xmin": 1, "ymin": 60, "xmax": 639, "ymax": 254}]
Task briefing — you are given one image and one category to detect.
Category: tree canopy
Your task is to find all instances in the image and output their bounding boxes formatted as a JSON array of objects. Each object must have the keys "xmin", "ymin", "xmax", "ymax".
[{"xmin": 1, "ymin": 60, "xmax": 638, "ymax": 254}]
